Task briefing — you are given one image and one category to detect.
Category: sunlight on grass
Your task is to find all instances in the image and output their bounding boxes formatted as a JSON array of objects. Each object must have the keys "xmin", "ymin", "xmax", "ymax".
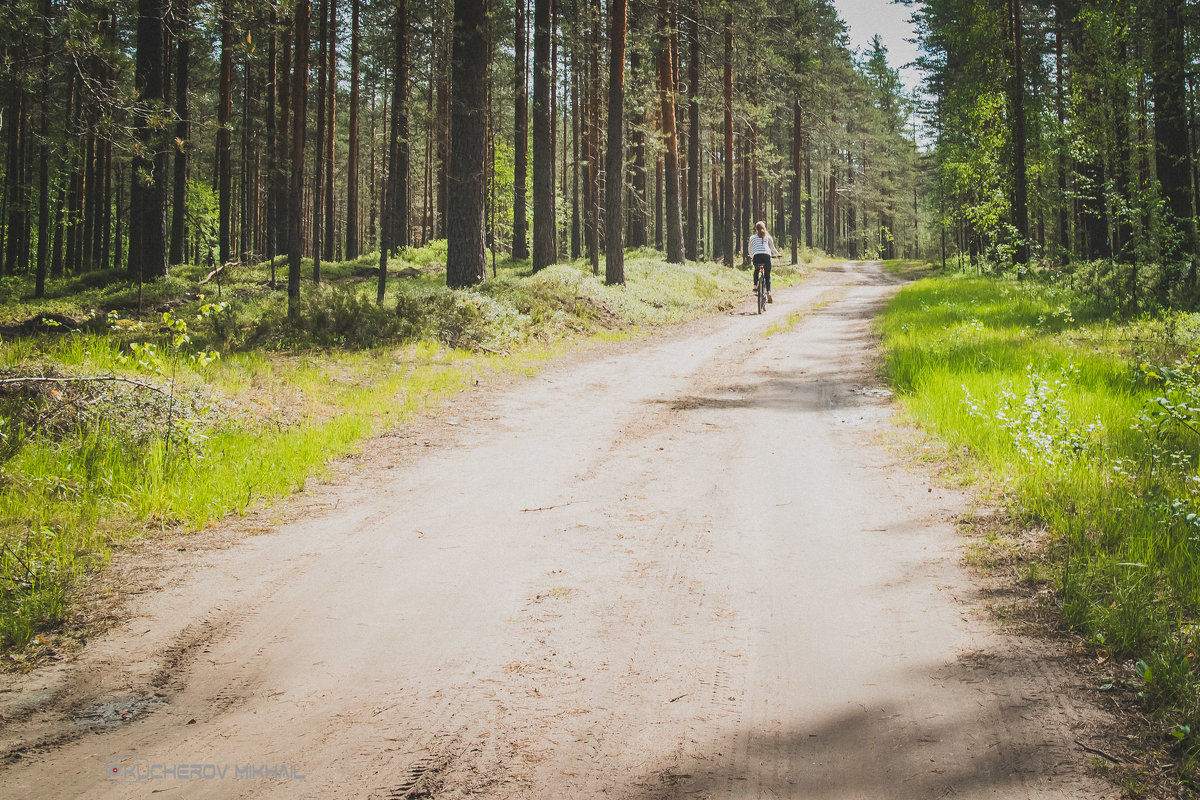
[{"xmin": 881, "ymin": 273, "xmax": 1200, "ymax": 757}]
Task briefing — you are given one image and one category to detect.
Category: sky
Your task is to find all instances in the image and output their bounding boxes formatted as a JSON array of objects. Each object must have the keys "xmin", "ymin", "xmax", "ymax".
[{"xmin": 833, "ymin": 0, "xmax": 924, "ymax": 98}]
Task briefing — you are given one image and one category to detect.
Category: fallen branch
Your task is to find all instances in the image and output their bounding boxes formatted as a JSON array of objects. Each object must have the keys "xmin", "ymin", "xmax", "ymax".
[
  {"xmin": 520, "ymin": 500, "xmax": 582, "ymax": 513},
  {"xmin": 1075, "ymin": 739, "xmax": 1124, "ymax": 764},
  {"xmin": 0, "ymin": 375, "xmax": 169, "ymax": 396},
  {"xmin": 199, "ymin": 261, "xmax": 236, "ymax": 285}
]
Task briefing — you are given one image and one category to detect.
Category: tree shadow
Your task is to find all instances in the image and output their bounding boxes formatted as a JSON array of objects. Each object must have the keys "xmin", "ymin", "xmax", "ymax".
[{"xmin": 618, "ymin": 651, "xmax": 1106, "ymax": 800}]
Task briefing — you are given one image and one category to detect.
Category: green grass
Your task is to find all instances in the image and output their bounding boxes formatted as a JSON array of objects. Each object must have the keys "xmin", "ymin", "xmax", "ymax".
[
  {"xmin": 880, "ymin": 273, "xmax": 1200, "ymax": 772},
  {"xmin": 0, "ymin": 244, "xmax": 774, "ymax": 654}
]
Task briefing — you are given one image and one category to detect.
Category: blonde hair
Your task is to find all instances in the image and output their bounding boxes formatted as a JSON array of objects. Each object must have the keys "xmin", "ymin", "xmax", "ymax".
[{"xmin": 755, "ymin": 221, "xmax": 767, "ymax": 236}]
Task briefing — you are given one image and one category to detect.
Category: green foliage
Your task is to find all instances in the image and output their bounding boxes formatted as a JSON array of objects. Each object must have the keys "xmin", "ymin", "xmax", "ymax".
[
  {"xmin": 186, "ymin": 180, "xmax": 221, "ymax": 267},
  {"xmin": 882, "ymin": 273, "xmax": 1200, "ymax": 774}
]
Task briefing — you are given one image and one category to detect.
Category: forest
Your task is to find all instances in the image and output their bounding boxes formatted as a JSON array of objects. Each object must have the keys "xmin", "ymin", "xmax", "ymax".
[
  {"xmin": 8, "ymin": 0, "xmax": 1200, "ymax": 789},
  {"xmin": 0, "ymin": 0, "xmax": 923, "ymax": 302}
]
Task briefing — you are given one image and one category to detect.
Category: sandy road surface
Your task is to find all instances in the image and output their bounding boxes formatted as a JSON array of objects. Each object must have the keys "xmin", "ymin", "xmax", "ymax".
[{"xmin": 0, "ymin": 261, "xmax": 1115, "ymax": 799}]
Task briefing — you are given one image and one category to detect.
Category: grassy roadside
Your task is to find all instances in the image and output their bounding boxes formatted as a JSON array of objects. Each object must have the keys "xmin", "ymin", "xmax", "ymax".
[
  {"xmin": 879, "ymin": 273, "xmax": 1200, "ymax": 787},
  {"xmin": 0, "ymin": 243, "xmax": 815, "ymax": 657}
]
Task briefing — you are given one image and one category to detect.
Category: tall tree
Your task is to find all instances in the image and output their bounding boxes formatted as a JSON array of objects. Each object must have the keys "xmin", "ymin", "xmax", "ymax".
[
  {"xmin": 532, "ymin": 0, "xmax": 555, "ymax": 270},
  {"xmin": 722, "ymin": 6, "xmax": 734, "ymax": 267},
  {"xmin": 446, "ymin": 0, "xmax": 489, "ymax": 287},
  {"xmin": 129, "ymin": 0, "xmax": 169, "ymax": 280},
  {"xmin": 169, "ymin": 0, "xmax": 191, "ymax": 265},
  {"xmin": 513, "ymin": 0, "xmax": 530, "ymax": 259},
  {"xmin": 323, "ymin": 0, "xmax": 338, "ymax": 262},
  {"xmin": 312, "ymin": 0, "xmax": 328, "ymax": 281},
  {"xmin": 345, "ymin": 0, "xmax": 361, "ymax": 259},
  {"xmin": 1008, "ymin": 0, "xmax": 1028, "ymax": 267},
  {"xmin": 656, "ymin": 0, "xmax": 683, "ymax": 263},
  {"xmin": 34, "ymin": 0, "xmax": 52, "ymax": 297},
  {"xmin": 388, "ymin": 0, "xmax": 411, "ymax": 251},
  {"xmin": 685, "ymin": 4, "xmax": 699, "ymax": 261},
  {"xmin": 791, "ymin": 99, "xmax": 802, "ymax": 264},
  {"xmin": 288, "ymin": 0, "xmax": 310, "ymax": 314},
  {"xmin": 605, "ymin": 0, "xmax": 627, "ymax": 284},
  {"xmin": 217, "ymin": 0, "xmax": 234, "ymax": 266}
]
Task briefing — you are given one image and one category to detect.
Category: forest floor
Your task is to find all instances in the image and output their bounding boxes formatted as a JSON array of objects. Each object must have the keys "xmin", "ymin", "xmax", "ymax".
[{"xmin": 0, "ymin": 261, "xmax": 1120, "ymax": 798}]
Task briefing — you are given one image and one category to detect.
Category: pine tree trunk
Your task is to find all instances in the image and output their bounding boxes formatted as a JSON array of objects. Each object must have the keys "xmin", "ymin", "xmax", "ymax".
[
  {"xmin": 722, "ymin": 8, "xmax": 733, "ymax": 267},
  {"xmin": 446, "ymin": 0, "xmax": 489, "ymax": 287},
  {"xmin": 170, "ymin": 0, "xmax": 190, "ymax": 265},
  {"xmin": 265, "ymin": 7, "xmax": 278, "ymax": 263},
  {"xmin": 130, "ymin": 0, "xmax": 169, "ymax": 280},
  {"xmin": 685, "ymin": 6, "xmax": 699, "ymax": 261},
  {"xmin": 804, "ymin": 140, "xmax": 813, "ymax": 248},
  {"xmin": 217, "ymin": 0, "xmax": 233, "ymax": 266},
  {"xmin": 34, "ymin": 0, "xmax": 51, "ymax": 296},
  {"xmin": 1054, "ymin": 1, "xmax": 1069, "ymax": 261},
  {"xmin": 389, "ymin": 0, "xmax": 410, "ymax": 250},
  {"xmin": 323, "ymin": 0, "xmax": 338, "ymax": 262},
  {"xmin": 532, "ymin": 0, "xmax": 556, "ymax": 271},
  {"xmin": 791, "ymin": 99, "xmax": 801, "ymax": 264},
  {"xmin": 571, "ymin": 66, "xmax": 580, "ymax": 259},
  {"xmin": 275, "ymin": 22, "xmax": 292, "ymax": 279},
  {"xmin": 1009, "ymin": 0, "xmax": 1028, "ymax": 267},
  {"xmin": 435, "ymin": 17, "xmax": 451, "ymax": 238},
  {"xmin": 513, "ymin": 0, "xmax": 529, "ymax": 259},
  {"xmin": 605, "ymin": 0, "xmax": 626, "ymax": 284},
  {"xmin": 3, "ymin": 89, "xmax": 24, "ymax": 277},
  {"xmin": 656, "ymin": 0, "xmax": 683, "ymax": 263},
  {"xmin": 288, "ymin": 0, "xmax": 310, "ymax": 314},
  {"xmin": 345, "ymin": 0, "xmax": 360, "ymax": 259},
  {"xmin": 312, "ymin": 0, "xmax": 328, "ymax": 280}
]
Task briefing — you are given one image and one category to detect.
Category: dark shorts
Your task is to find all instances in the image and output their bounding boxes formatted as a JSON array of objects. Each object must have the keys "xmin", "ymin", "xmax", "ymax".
[{"xmin": 752, "ymin": 253, "xmax": 772, "ymax": 291}]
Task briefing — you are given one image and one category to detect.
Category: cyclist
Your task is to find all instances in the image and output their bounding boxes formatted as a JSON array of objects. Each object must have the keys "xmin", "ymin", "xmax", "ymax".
[{"xmin": 747, "ymin": 220, "xmax": 781, "ymax": 303}]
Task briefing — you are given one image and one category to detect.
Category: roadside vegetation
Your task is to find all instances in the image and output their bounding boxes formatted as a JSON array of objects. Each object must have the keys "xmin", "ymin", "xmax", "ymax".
[
  {"xmin": 0, "ymin": 242, "xmax": 813, "ymax": 657},
  {"xmin": 881, "ymin": 261, "xmax": 1200, "ymax": 785}
]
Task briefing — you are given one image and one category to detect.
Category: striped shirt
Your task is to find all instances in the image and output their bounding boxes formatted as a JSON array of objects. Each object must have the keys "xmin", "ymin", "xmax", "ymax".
[{"xmin": 747, "ymin": 233, "xmax": 778, "ymax": 257}]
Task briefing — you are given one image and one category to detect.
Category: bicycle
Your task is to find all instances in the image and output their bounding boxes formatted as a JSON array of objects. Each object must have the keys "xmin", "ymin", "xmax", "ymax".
[{"xmin": 753, "ymin": 254, "xmax": 780, "ymax": 314}]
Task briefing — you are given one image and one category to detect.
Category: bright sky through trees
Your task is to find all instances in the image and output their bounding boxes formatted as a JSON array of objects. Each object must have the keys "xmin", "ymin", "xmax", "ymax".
[{"xmin": 833, "ymin": 0, "xmax": 922, "ymax": 97}]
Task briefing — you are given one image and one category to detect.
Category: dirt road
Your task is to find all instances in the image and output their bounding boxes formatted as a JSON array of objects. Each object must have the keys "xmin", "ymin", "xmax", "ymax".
[{"xmin": 0, "ymin": 261, "xmax": 1115, "ymax": 799}]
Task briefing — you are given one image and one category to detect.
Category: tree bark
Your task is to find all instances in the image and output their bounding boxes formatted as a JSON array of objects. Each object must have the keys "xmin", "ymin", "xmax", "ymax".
[
  {"xmin": 513, "ymin": 0, "xmax": 529, "ymax": 259},
  {"xmin": 265, "ymin": 5, "xmax": 278, "ymax": 264},
  {"xmin": 685, "ymin": 5, "xmax": 699, "ymax": 261},
  {"xmin": 275, "ymin": 20, "xmax": 292, "ymax": 279},
  {"xmin": 446, "ymin": 0, "xmax": 489, "ymax": 287},
  {"xmin": 169, "ymin": 0, "xmax": 190, "ymax": 265},
  {"xmin": 656, "ymin": 0, "xmax": 683, "ymax": 263},
  {"xmin": 217, "ymin": 0, "xmax": 233, "ymax": 266},
  {"xmin": 722, "ymin": 8, "xmax": 734, "ymax": 267},
  {"xmin": 312, "ymin": 0, "xmax": 328, "ymax": 280},
  {"xmin": 791, "ymin": 99, "xmax": 802, "ymax": 264},
  {"xmin": 532, "ymin": 0, "xmax": 556, "ymax": 270},
  {"xmin": 605, "ymin": 0, "xmax": 627, "ymax": 284},
  {"xmin": 1009, "ymin": 0, "xmax": 1028, "ymax": 267},
  {"xmin": 323, "ymin": 0, "xmax": 337, "ymax": 262},
  {"xmin": 389, "ymin": 0, "xmax": 410, "ymax": 250},
  {"xmin": 288, "ymin": 0, "xmax": 310, "ymax": 315},
  {"xmin": 345, "ymin": 0, "xmax": 360, "ymax": 259},
  {"xmin": 129, "ymin": 0, "xmax": 169, "ymax": 280}
]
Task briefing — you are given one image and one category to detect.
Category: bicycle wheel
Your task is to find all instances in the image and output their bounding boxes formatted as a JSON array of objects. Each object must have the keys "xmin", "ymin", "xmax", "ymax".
[{"xmin": 756, "ymin": 268, "xmax": 766, "ymax": 314}]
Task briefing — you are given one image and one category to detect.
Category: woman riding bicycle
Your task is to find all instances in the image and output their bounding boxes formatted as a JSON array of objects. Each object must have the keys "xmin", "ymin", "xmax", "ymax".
[{"xmin": 747, "ymin": 220, "xmax": 781, "ymax": 303}]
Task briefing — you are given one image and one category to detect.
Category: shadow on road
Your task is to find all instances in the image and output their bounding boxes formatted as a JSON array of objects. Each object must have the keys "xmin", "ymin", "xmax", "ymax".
[{"xmin": 618, "ymin": 650, "xmax": 1098, "ymax": 800}]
